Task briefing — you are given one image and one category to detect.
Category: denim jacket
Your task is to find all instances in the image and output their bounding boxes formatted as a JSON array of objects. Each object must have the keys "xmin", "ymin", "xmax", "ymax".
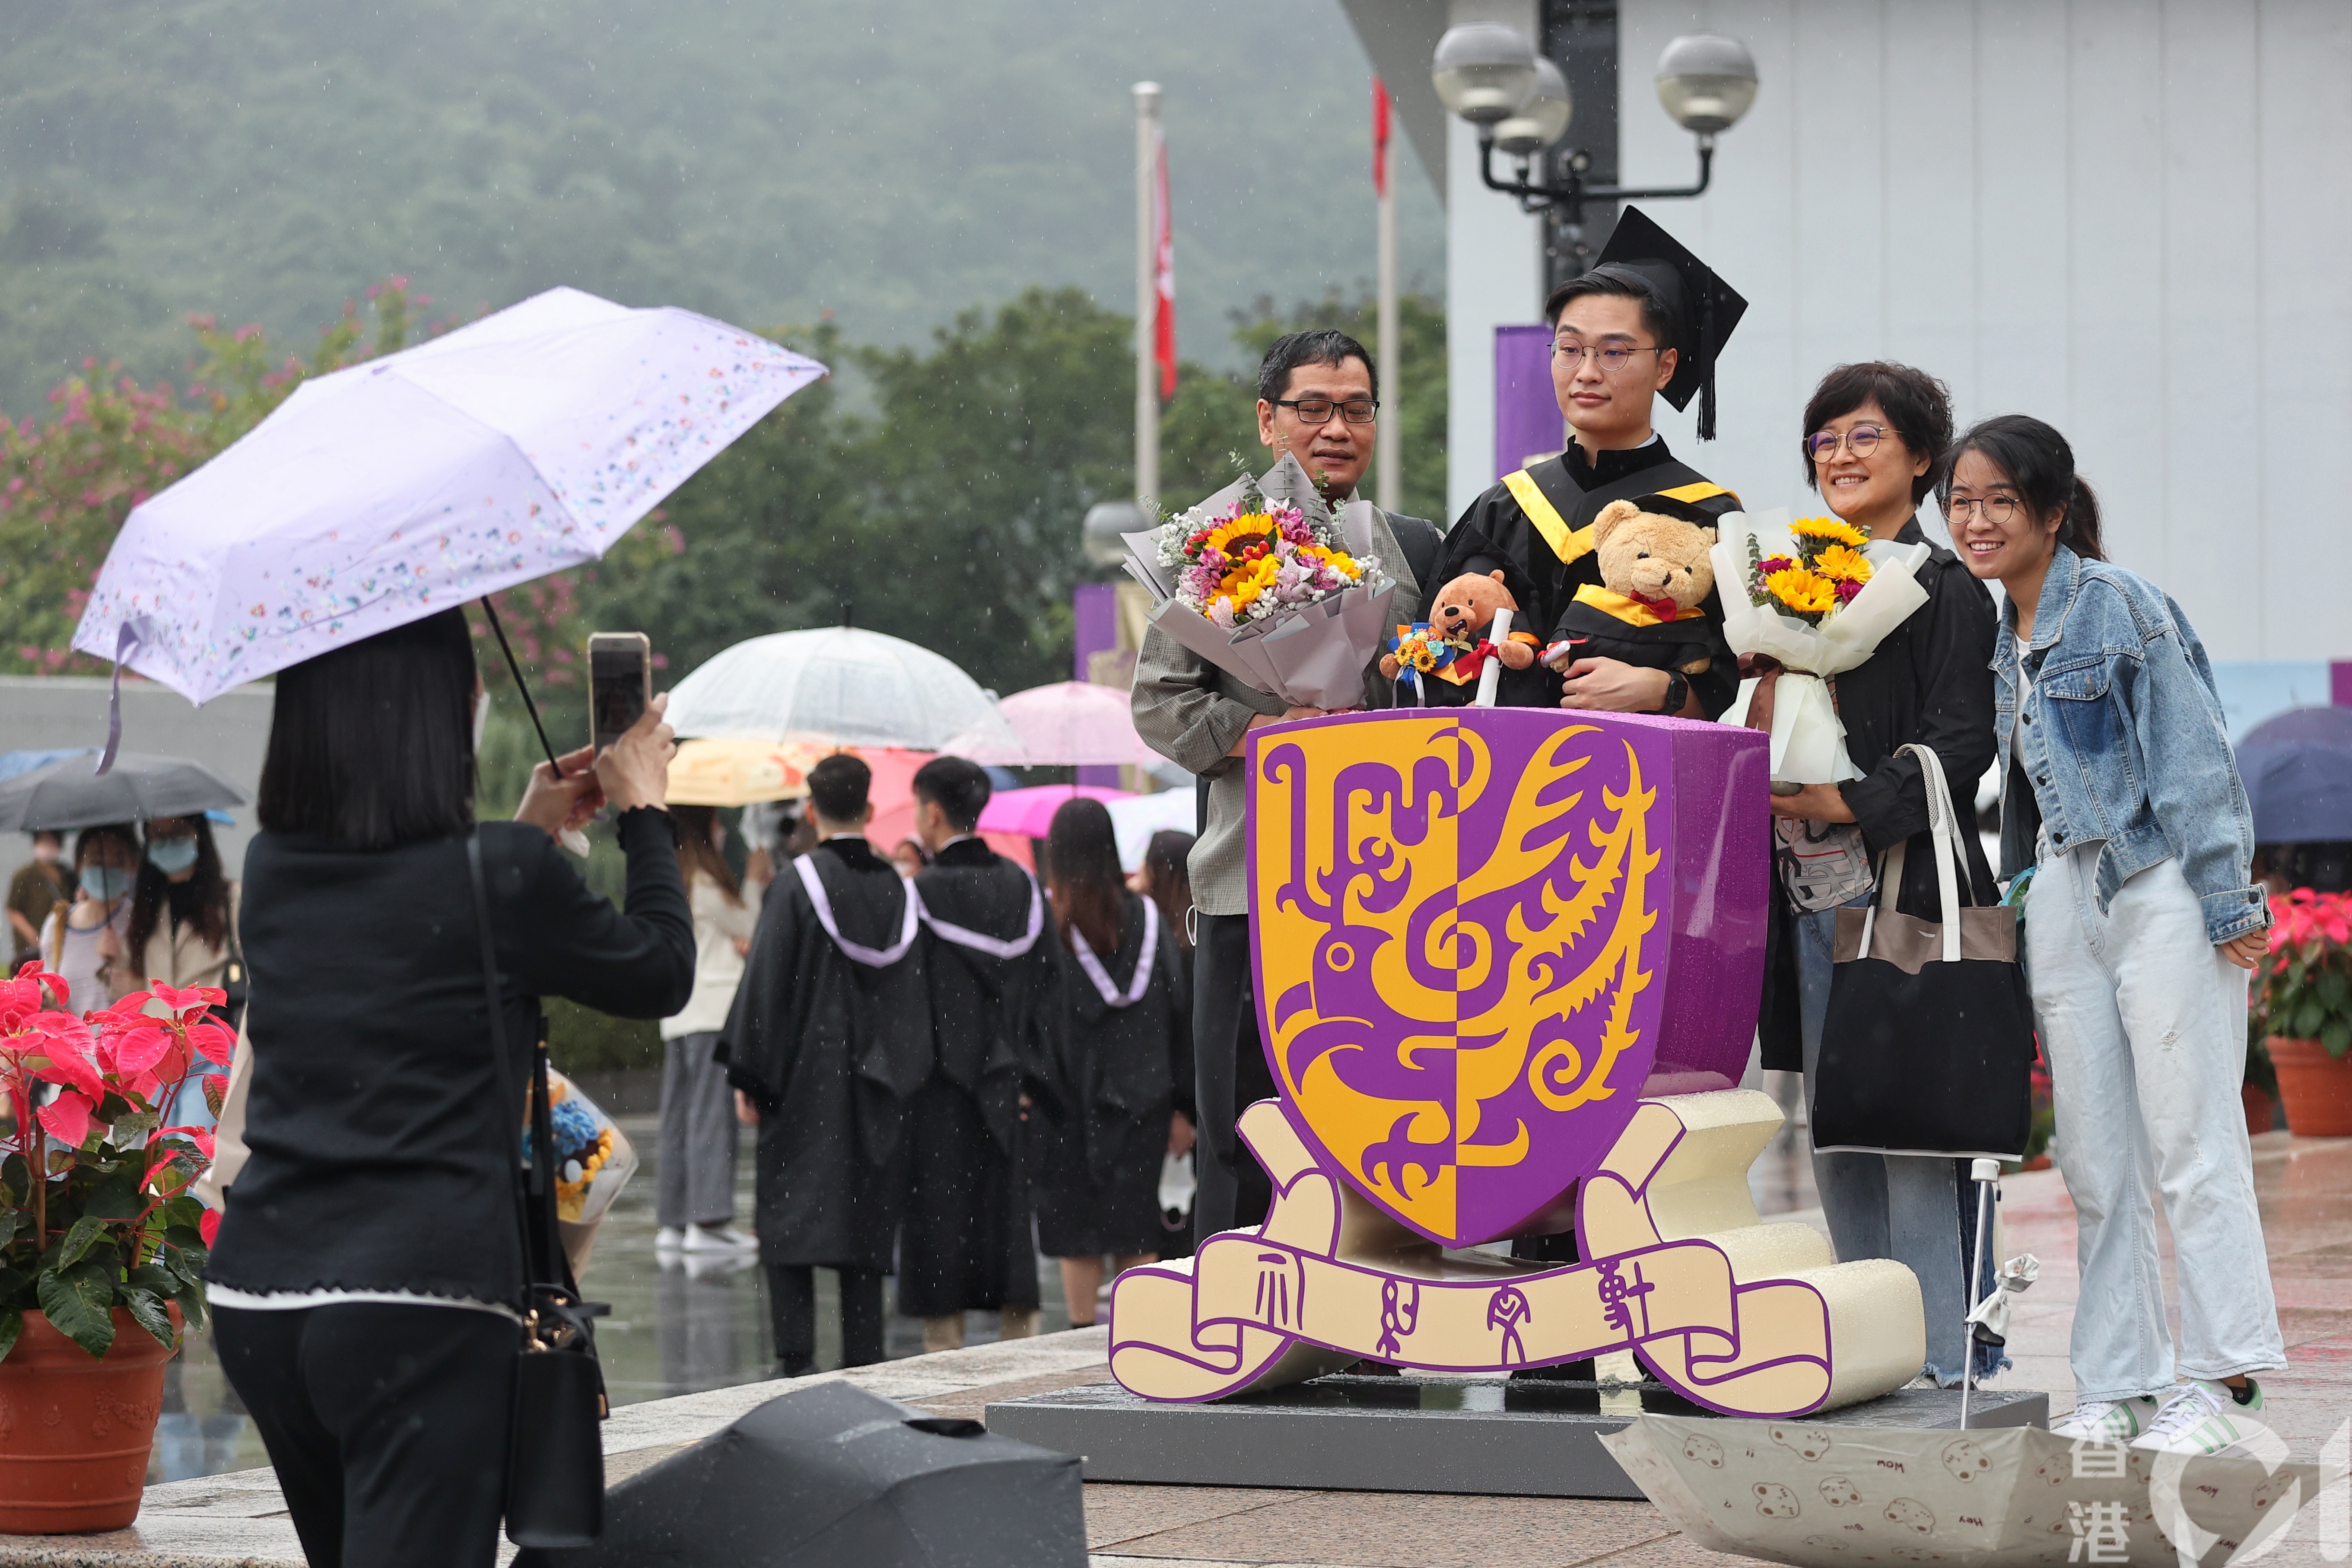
[{"xmin": 1992, "ymin": 545, "xmax": 2267, "ymax": 945}]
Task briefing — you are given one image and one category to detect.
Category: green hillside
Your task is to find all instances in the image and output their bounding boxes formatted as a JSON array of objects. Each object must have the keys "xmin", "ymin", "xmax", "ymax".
[{"xmin": 0, "ymin": 0, "xmax": 1444, "ymax": 413}]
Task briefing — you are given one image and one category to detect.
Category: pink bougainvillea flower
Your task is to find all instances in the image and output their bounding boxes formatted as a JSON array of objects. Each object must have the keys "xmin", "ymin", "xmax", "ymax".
[
  {"xmin": 38, "ymin": 1090, "xmax": 97, "ymax": 1146},
  {"xmin": 199, "ymin": 1208, "xmax": 221, "ymax": 1246}
]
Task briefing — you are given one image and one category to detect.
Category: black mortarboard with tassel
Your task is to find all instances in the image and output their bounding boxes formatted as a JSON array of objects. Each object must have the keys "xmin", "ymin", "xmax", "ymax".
[{"xmin": 1586, "ymin": 205, "xmax": 1747, "ymax": 441}]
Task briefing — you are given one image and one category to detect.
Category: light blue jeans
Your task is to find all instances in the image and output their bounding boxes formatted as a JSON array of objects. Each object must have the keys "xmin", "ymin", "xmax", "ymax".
[
  {"xmin": 2027, "ymin": 846, "xmax": 2285, "ymax": 1401},
  {"xmin": 1796, "ymin": 901, "xmax": 2001, "ymax": 1386}
]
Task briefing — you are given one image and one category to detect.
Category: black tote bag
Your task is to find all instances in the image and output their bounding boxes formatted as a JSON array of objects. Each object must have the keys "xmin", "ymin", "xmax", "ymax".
[
  {"xmin": 468, "ymin": 833, "xmax": 609, "ymax": 1550},
  {"xmin": 1812, "ymin": 744, "xmax": 2036, "ymax": 1159}
]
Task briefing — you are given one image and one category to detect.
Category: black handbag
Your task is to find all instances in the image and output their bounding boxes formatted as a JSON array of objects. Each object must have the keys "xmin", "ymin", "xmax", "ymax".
[
  {"xmin": 1812, "ymin": 743, "xmax": 2036, "ymax": 1159},
  {"xmin": 467, "ymin": 833, "xmax": 609, "ymax": 1549}
]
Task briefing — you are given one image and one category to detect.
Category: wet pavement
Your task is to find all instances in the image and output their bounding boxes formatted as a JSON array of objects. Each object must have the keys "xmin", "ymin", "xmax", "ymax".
[{"xmin": 150, "ymin": 1112, "xmax": 1078, "ymax": 1484}]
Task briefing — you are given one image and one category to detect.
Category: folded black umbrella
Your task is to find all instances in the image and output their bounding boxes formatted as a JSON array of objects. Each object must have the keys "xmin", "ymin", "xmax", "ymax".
[
  {"xmin": 2239, "ymin": 706, "xmax": 2352, "ymax": 845},
  {"xmin": 516, "ymin": 1382, "xmax": 1087, "ymax": 1568},
  {"xmin": 0, "ymin": 751, "xmax": 245, "ymax": 832}
]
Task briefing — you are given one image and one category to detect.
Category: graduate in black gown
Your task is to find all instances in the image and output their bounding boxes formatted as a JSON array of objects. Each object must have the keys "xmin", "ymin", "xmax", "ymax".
[
  {"xmin": 1437, "ymin": 206, "xmax": 1750, "ymax": 721},
  {"xmin": 717, "ymin": 754, "xmax": 929, "ymax": 1376},
  {"xmin": 900, "ymin": 757, "xmax": 1054, "ymax": 1351},
  {"xmin": 1032, "ymin": 798, "xmax": 1194, "ymax": 1326}
]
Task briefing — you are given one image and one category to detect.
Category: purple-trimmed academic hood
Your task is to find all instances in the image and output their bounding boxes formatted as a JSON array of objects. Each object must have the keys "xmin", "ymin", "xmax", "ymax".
[
  {"xmin": 1494, "ymin": 324, "xmax": 1564, "ymax": 479},
  {"xmin": 1246, "ymin": 708, "xmax": 1767, "ymax": 1250}
]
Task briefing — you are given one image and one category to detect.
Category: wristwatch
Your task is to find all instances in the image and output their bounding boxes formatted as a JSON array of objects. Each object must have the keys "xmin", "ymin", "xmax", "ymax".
[{"xmin": 1655, "ymin": 672, "xmax": 1689, "ymax": 715}]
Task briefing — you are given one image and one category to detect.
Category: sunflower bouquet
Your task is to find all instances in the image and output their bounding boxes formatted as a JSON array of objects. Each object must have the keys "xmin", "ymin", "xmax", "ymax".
[
  {"xmin": 1119, "ymin": 453, "xmax": 1398, "ymax": 710},
  {"xmin": 1708, "ymin": 508, "xmax": 1933, "ymax": 787}
]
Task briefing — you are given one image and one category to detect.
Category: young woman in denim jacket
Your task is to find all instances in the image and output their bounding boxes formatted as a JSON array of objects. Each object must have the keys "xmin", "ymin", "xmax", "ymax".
[{"xmin": 1952, "ymin": 414, "xmax": 2282, "ymax": 1456}]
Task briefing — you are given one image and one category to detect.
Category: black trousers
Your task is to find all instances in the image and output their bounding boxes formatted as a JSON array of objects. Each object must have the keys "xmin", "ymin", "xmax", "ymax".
[
  {"xmin": 1192, "ymin": 912, "xmax": 1278, "ymax": 1244},
  {"xmin": 767, "ymin": 1264, "xmax": 886, "ymax": 1377},
  {"xmin": 213, "ymin": 1303, "xmax": 519, "ymax": 1568}
]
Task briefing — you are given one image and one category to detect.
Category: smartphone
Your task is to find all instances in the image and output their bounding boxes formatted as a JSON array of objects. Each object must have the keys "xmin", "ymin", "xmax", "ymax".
[{"xmin": 588, "ymin": 632, "xmax": 652, "ymax": 753}]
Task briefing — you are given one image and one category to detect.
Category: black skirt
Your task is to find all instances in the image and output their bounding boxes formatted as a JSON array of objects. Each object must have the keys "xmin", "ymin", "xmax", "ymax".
[{"xmin": 1034, "ymin": 1109, "xmax": 1168, "ymax": 1258}]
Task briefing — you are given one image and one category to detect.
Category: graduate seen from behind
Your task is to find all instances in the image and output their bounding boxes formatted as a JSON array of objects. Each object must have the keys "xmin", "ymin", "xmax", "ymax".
[
  {"xmin": 902, "ymin": 756, "xmax": 1055, "ymax": 1352},
  {"xmin": 1437, "ymin": 206, "xmax": 1746, "ymax": 719},
  {"xmin": 1032, "ymin": 797, "xmax": 1194, "ymax": 1327},
  {"xmin": 719, "ymin": 753, "xmax": 929, "ymax": 1378}
]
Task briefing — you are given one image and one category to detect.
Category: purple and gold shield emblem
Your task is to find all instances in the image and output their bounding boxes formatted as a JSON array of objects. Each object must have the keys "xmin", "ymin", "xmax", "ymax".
[{"xmin": 1247, "ymin": 709, "xmax": 1767, "ymax": 1248}]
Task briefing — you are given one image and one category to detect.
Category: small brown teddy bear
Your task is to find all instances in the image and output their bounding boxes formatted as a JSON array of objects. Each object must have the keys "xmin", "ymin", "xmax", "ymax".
[
  {"xmin": 1379, "ymin": 569, "xmax": 1545, "ymax": 706},
  {"xmin": 1544, "ymin": 494, "xmax": 1721, "ymax": 691}
]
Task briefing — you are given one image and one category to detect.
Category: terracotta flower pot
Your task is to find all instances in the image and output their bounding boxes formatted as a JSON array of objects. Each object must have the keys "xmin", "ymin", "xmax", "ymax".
[
  {"xmin": 2242, "ymin": 1082, "xmax": 2276, "ymax": 1135},
  {"xmin": 0, "ymin": 1306, "xmax": 180, "ymax": 1533},
  {"xmin": 2271, "ymin": 1036, "xmax": 2352, "ymax": 1138}
]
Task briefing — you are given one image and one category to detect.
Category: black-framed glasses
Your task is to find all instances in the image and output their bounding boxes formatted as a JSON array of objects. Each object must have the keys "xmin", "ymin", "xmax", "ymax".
[
  {"xmin": 1553, "ymin": 341, "xmax": 1663, "ymax": 373},
  {"xmin": 1945, "ymin": 495, "xmax": 2021, "ymax": 525},
  {"xmin": 1805, "ymin": 424, "xmax": 1901, "ymax": 461},
  {"xmin": 1275, "ymin": 396, "xmax": 1378, "ymax": 425}
]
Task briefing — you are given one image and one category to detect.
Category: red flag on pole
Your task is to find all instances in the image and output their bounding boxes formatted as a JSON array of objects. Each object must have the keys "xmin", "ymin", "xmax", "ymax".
[
  {"xmin": 1153, "ymin": 127, "xmax": 1176, "ymax": 401},
  {"xmin": 1372, "ymin": 77, "xmax": 1392, "ymax": 197}
]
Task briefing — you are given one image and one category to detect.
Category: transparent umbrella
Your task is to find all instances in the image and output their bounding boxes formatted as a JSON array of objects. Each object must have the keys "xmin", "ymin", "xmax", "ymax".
[{"xmin": 664, "ymin": 628, "xmax": 1020, "ymax": 754}]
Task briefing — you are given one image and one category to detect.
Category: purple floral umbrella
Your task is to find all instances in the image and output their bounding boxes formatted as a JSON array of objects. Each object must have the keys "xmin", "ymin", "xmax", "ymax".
[{"xmin": 70, "ymin": 286, "xmax": 826, "ymax": 766}]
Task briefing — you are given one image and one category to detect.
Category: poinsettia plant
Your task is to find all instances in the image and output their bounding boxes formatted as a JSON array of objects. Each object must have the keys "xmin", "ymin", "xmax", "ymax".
[
  {"xmin": 0, "ymin": 962, "xmax": 227, "ymax": 1361},
  {"xmin": 2260, "ymin": 887, "xmax": 2352, "ymax": 1059}
]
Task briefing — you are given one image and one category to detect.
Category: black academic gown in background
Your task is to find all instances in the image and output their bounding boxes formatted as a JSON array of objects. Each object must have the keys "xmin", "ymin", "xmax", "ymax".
[
  {"xmin": 1033, "ymin": 891, "xmax": 1194, "ymax": 1259},
  {"xmin": 899, "ymin": 836, "xmax": 1055, "ymax": 1317},
  {"xmin": 1440, "ymin": 439, "xmax": 1744, "ymax": 718},
  {"xmin": 717, "ymin": 837, "xmax": 930, "ymax": 1275}
]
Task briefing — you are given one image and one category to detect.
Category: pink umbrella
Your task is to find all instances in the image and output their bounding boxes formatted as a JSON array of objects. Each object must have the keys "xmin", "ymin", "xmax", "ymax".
[
  {"xmin": 949, "ymin": 681, "xmax": 1155, "ymax": 767},
  {"xmin": 976, "ymin": 784, "xmax": 1134, "ymax": 839}
]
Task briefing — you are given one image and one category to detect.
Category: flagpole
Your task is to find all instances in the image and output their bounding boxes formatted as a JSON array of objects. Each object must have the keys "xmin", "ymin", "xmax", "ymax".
[
  {"xmin": 1374, "ymin": 79, "xmax": 1401, "ymax": 515},
  {"xmin": 1134, "ymin": 82, "xmax": 1161, "ymax": 515}
]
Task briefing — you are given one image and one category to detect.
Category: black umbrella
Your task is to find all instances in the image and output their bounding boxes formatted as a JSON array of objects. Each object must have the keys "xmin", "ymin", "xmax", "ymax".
[
  {"xmin": 515, "ymin": 1382, "xmax": 1086, "ymax": 1568},
  {"xmin": 2238, "ymin": 706, "xmax": 2352, "ymax": 845},
  {"xmin": 0, "ymin": 751, "xmax": 246, "ymax": 832}
]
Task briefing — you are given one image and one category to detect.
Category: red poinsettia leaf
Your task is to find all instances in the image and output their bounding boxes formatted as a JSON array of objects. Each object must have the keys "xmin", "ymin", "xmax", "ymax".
[
  {"xmin": 150, "ymin": 983, "xmax": 227, "ymax": 1015},
  {"xmin": 105, "ymin": 1022, "xmax": 177, "ymax": 1079},
  {"xmin": 33, "ymin": 1038, "xmax": 105, "ymax": 1101},
  {"xmin": 156, "ymin": 1125, "xmax": 216, "ymax": 1160},
  {"xmin": 187, "ymin": 1018, "xmax": 235, "ymax": 1067},
  {"xmin": 202, "ymin": 1073, "xmax": 229, "ymax": 1117},
  {"xmin": 199, "ymin": 1207, "xmax": 222, "ymax": 1246},
  {"xmin": 37, "ymin": 1091, "xmax": 97, "ymax": 1146}
]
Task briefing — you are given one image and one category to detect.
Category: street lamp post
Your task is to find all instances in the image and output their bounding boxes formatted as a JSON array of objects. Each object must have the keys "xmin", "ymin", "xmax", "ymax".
[{"xmin": 1433, "ymin": 27, "xmax": 1758, "ymax": 254}]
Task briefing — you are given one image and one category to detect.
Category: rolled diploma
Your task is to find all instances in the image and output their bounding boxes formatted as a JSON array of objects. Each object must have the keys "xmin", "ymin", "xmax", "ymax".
[{"xmin": 1475, "ymin": 608, "xmax": 1513, "ymax": 708}]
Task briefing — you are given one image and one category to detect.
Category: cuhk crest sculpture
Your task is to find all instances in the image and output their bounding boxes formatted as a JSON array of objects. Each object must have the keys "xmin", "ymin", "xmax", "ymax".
[{"xmin": 1107, "ymin": 710, "xmax": 1928, "ymax": 1417}]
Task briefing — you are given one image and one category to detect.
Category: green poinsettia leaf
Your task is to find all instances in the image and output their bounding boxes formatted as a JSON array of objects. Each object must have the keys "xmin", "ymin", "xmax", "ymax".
[
  {"xmin": 125, "ymin": 1263, "xmax": 179, "ymax": 1297},
  {"xmin": 0, "ymin": 1209, "xmax": 19, "ymax": 1250},
  {"xmin": 2294, "ymin": 999, "xmax": 2326, "ymax": 1038},
  {"xmin": 203, "ymin": 1076, "xmax": 227, "ymax": 1118},
  {"xmin": 36, "ymin": 1259, "xmax": 117, "ymax": 1359},
  {"xmin": 83, "ymin": 1167, "xmax": 147, "ymax": 1222},
  {"xmin": 0, "ymin": 1307, "xmax": 19, "ymax": 1364},
  {"xmin": 2323, "ymin": 1019, "xmax": 2351, "ymax": 1060},
  {"xmin": 119, "ymin": 1285, "xmax": 177, "ymax": 1349},
  {"xmin": 50, "ymin": 1213, "xmax": 109, "ymax": 1271},
  {"xmin": 107, "ymin": 1111, "xmax": 160, "ymax": 1148}
]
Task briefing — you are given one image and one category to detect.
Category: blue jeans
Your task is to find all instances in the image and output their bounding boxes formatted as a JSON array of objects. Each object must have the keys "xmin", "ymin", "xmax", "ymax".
[{"xmin": 1796, "ymin": 902, "xmax": 2003, "ymax": 1386}]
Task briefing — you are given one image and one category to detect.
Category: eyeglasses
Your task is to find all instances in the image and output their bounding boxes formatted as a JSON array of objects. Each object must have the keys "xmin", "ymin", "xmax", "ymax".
[
  {"xmin": 1945, "ymin": 495, "xmax": 2022, "ymax": 525},
  {"xmin": 1553, "ymin": 341, "xmax": 1664, "ymax": 373},
  {"xmin": 1274, "ymin": 397, "xmax": 1378, "ymax": 425},
  {"xmin": 1805, "ymin": 424, "xmax": 1901, "ymax": 461}
]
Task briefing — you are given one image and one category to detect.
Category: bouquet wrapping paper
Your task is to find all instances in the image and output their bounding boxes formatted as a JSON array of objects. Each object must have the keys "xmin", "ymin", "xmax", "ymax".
[
  {"xmin": 1709, "ymin": 508, "xmax": 1930, "ymax": 787},
  {"xmin": 1122, "ymin": 454, "xmax": 1397, "ymax": 712}
]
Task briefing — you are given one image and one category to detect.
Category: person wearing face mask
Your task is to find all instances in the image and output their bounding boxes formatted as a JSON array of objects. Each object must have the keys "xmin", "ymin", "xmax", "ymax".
[
  {"xmin": 7, "ymin": 830, "xmax": 76, "ymax": 970},
  {"xmin": 125, "ymin": 816, "xmax": 242, "ymax": 1000},
  {"xmin": 40, "ymin": 823, "xmax": 143, "ymax": 1008},
  {"xmin": 1745, "ymin": 362, "xmax": 2000, "ymax": 1390}
]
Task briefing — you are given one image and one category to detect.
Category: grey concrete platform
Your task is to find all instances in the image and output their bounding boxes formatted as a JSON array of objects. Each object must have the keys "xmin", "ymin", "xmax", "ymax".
[{"xmin": 985, "ymin": 1376, "xmax": 2050, "ymax": 1500}]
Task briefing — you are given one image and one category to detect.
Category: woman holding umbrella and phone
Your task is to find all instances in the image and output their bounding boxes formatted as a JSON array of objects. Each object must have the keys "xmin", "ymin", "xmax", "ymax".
[{"xmin": 204, "ymin": 609, "xmax": 693, "ymax": 1568}]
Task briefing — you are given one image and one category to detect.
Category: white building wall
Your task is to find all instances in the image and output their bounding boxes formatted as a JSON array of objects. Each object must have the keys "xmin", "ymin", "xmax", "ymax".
[
  {"xmin": 1445, "ymin": 0, "xmax": 1547, "ymax": 523},
  {"xmin": 1617, "ymin": 0, "xmax": 2352, "ymax": 661}
]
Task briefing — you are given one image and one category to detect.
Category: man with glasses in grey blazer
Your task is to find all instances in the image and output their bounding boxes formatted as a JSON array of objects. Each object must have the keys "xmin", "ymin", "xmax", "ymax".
[{"xmin": 1132, "ymin": 329, "xmax": 1441, "ymax": 1246}]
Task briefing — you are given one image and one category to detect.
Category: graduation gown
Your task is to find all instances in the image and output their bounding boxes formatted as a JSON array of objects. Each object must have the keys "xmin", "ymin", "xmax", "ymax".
[
  {"xmin": 1440, "ymin": 439, "xmax": 1744, "ymax": 717},
  {"xmin": 716, "ymin": 836, "xmax": 929, "ymax": 1273},
  {"xmin": 1033, "ymin": 891, "xmax": 1193, "ymax": 1259},
  {"xmin": 899, "ymin": 836, "xmax": 1055, "ymax": 1317},
  {"xmin": 1550, "ymin": 585, "xmax": 1716, "ymax": 678}
]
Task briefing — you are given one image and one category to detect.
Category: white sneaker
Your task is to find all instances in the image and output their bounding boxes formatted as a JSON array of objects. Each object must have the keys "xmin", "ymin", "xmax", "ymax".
[
  {"xmin": 681, "ymin": 1223, "xmax": 756, "ymax": 1253},
  {"xmin": 655, "ymin": 1226, "xmax": 687, "ymax": 1251},
  {"xmin": 2130, "ymin": 1378, "xmax": 2270, "ymax": 1457},
  {"xmin": 2050, "ymin": 1395, "xmax": 2161, "ymax": 1443}
]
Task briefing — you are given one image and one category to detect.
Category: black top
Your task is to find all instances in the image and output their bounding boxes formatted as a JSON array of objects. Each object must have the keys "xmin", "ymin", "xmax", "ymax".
[
  {"xmin": 1440, "ymin": 439, "xmax": 1742, "ymax": 717},
  {"xmin": 1757, "ymin": 516, "xmax": 1999, "ymax": 1071},
  {"xmin": 913, "ymin": 836, "xmax": 1058, "ymax": 1151},
  {"xmin": 209, "ymin": 810, "xmax": 693, "ymax": 1307}
]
